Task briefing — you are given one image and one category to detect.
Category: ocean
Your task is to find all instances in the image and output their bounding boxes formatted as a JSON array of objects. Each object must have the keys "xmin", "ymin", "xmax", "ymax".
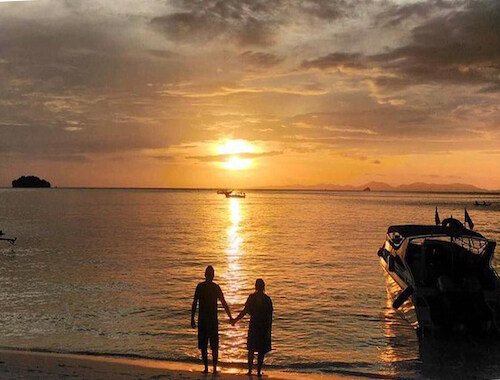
[{"xmin": 0, "ymin": 188, "xmax": 499, "ymax": 379}]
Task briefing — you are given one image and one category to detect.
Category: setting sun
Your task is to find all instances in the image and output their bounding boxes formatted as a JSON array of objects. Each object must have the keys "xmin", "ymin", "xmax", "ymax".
[
  {"xmin": 223, "ymin": 156, "xmax": 252, "ymax": 170},
  {"xmin": 217, "ymin": 139, "xmax": 254, "ymax": 170}
]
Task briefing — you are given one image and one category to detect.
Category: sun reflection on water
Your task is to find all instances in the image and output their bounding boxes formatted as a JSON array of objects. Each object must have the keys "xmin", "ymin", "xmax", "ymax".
[{"xmin": 221, "ymin": 198, "xmax": 248, "ymax": 362}]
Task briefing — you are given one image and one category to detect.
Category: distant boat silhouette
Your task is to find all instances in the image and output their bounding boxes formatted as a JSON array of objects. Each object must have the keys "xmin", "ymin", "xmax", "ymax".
[
  {"xmin": 474, "ymin": 201, "xmax": 491, "ymax": 206},
  {"xmin": 225, "ymin": 191, "xmax": 245, "ymax": 198}
]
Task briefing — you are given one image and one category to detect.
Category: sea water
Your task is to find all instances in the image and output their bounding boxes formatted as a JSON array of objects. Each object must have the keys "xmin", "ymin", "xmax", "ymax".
[{"xmin": 0, "ymin": 189, "xmax": 499, "ymax": 379}]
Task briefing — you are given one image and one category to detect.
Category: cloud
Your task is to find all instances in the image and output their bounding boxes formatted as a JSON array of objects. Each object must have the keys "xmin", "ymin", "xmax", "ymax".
[
  {"xmin": 150, "ymin": 1, "xmax": 281, "ymax": 47},
  {"xmin": 187, "ymin": 150, "xmax": 283, "ymax": 162},
  {"xmin": 160, "ymin": 83, "xmax": 327, "ymax": 97},
  {"xmin": 150, "ymin": 155, "xmax": 176, "ymax": 162},
  {"xmin": 374, "ymin": 0, "xmax": 462, "ymax": 27},
  {"xmin": 239, "ymin": 51, "xmax": 283, "ymax": 68},
  {"xmin": 302, "ymin": 0, "xmax": 500, "ymax": 91},
  {"xmin": 150, "ymin": 0, "xmax": 360, "ymax": 47}
]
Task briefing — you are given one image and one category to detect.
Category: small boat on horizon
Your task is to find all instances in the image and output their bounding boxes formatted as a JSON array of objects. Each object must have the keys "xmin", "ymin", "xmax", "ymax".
[
  {"xmin": 225, "ymin": 191, "xmax": 246, "ymax": 198},
  {"xmin": 474, "ymin": 200, "xmax": 492, "ymax": 206},
  {"xmin": 377, "ymin": 209, "xmax": 500, "ymax": 335}
]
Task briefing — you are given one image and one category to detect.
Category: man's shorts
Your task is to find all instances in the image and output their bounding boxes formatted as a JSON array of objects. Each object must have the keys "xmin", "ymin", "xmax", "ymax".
[{"xmin": 198, "ymin": 326, "xmax": 219, "ymax": 350}]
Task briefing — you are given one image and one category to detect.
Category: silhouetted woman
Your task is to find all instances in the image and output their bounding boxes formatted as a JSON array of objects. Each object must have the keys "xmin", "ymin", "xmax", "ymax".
[{"xmin": 232, "ymin": 279, "xmax": 273, "ymax": 377}]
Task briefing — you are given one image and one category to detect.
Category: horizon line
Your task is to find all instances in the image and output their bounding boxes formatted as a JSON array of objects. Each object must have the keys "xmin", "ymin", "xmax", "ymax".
[{"xmin": 1, "ymin": 186, "xmax": 499, "ymax": 194}]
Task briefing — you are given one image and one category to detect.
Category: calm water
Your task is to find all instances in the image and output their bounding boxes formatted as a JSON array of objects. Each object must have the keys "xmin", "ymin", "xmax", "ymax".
[{"xmin": 1, "ymin": 189, "xmax": 500, "ymax": 379}]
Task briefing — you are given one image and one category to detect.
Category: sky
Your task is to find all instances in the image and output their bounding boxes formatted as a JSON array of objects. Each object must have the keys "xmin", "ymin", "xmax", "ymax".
[{"xmin": 0, "ymin": 0, "xmax": 499, "ymax": 188}]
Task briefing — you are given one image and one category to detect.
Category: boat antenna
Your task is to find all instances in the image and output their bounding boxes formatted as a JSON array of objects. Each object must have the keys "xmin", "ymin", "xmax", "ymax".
[{"xmin": 435, "ymin": 207, "xmax": 440, "ymax": 225}]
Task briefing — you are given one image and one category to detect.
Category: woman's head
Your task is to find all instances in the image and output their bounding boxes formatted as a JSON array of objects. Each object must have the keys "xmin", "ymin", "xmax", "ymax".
[{"xmin": 255, "ymin": 278, "xmax": 265, "ymax": 292}]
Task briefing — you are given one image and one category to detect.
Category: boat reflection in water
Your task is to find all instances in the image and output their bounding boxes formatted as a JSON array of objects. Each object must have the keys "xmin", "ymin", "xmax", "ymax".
[
  {"xmin": 382, "ymin": 278, "xmax": 500, "ymax": 379},
  {"xmin": 381, "ymin": 288, "xmax": 420, "ymax": 379},
  {"xmin": 220, "ymin": 198, "xmax": 248, "ymax": 364}
]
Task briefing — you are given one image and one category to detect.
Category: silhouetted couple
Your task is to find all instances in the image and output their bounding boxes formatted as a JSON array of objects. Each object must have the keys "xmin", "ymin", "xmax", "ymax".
[{"xmin": 191, "ymin": 266, "xmax": 273, "ymax": 377}]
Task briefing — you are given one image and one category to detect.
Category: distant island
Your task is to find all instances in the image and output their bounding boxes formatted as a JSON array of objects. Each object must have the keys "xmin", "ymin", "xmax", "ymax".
[
  {"xmin": 268, "ymin": 181, "xmax": 489, "ymax": 193},
  {"xmin": 12, "ymin": 175, "xmax": 51, "ymax": 188}
]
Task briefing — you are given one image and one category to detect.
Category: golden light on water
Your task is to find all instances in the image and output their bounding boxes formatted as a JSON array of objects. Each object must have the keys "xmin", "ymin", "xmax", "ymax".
[
  {"xmin": 217, "ymin": 139, "xmax": 254, "ymax": 171},
  {"xmin": 222, "ymin": 197, "xmax": 248, "ymax": 361}
]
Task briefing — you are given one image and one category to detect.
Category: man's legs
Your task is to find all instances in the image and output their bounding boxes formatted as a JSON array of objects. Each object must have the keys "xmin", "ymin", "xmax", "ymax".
[
  {"xmin": 199, "ymin": 329, "xmax": 209, "ymax": 373},
  {"xmin": 210, "ymin": 332, "xmax": 219, "ymax": 373},
  {"xmin": 257, "ymin": 351, "xmax": 265, "ymax": 376},
  {"xmin": 247, "ymin": 350, "xmax": 254, "ymax": 375}
]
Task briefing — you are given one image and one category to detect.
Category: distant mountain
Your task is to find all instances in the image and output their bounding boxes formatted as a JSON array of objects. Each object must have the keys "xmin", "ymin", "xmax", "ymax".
[
  {"xmin": 395, "ymin": 182, "xmax": 486, "ymax": 193},
  {"xmin": 268, "ymin": 181, "xmax": 488, "ymax": 193}
]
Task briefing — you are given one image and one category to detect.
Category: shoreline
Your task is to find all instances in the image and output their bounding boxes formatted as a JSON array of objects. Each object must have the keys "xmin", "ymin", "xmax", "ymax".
[{"xmin": 0, "ymin": 348, "xmax": 364, "ymax": 380}]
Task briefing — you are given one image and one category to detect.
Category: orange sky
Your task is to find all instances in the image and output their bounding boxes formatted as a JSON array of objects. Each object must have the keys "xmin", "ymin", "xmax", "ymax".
[{"xmin": 1, "ymin": 0, "xmax": 499, "ymax": 188}]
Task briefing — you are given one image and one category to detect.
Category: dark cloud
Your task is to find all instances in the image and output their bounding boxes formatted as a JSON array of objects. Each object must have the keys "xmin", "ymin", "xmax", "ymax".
[
  {"xmin": 298, "ymin": 0, "xmax": 354, "ymax": 20},
  {"xmin": 303, "ymin": 0, "xmax": 500, "ymax": 90},
  {"xmin": 375, "ymin": 0, "xmax": 461, "ymax": 27},
  {"xmin": 150, "ymin": 1, "xmax": 281, "ymax": 47},
  {"xmin": 301, "ymin": 52, "xmax": 366, "ymax": 70},
  {"xmin": 239, "ymin": 51, "xmax": 283, "ymax": 68},
  {"xmin": 150, "ymin": 155, "xmax": 176, "ymax": 162},
  {"xmin": 151, "ymin": 0, "xmax": 358, "ymax": 47}
]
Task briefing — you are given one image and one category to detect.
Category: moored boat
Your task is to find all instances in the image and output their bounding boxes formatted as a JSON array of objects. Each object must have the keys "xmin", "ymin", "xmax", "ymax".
[{"xmin": 377, "ymin": 209, "xmax": 500, "ymax": 335}]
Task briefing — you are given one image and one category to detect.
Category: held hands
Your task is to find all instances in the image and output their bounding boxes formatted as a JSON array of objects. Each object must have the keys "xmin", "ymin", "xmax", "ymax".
[{"xmin": 230, "ymin": 317, "xmax": 237, "ymax": 326}]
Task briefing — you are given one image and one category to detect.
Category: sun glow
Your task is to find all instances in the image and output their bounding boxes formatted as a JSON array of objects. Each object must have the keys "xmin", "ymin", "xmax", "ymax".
[
  {"xmin": 223, "ymin": 157, "xmax": 252, "ymax": 170},
  {"xmin": 217, "ymin": 139, "xmax": 254, "ymax": 171}
]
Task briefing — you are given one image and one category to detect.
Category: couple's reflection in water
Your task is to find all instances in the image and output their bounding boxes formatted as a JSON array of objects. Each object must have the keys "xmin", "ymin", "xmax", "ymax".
[
  {"xmin": 191, "ymin": 266, "xmax": 273, "ymax": 377},
  {"xmin": 383, "ymin": 295, "xmax": 500, "ymax": 379}
]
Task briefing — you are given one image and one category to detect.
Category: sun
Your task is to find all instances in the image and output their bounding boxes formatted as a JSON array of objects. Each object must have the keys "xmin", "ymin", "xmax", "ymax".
[
  {"xmin": 216, "ymin": 139, "xmax": 254, "ymax": 170},
  {"xmin": 223, "ymin": 156, "xmax": 252, "ymax": 170}
]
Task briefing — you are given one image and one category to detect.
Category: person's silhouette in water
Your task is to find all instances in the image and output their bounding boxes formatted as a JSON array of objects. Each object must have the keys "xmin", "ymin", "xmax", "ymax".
[
  {"xmin": 231, "ymin": 279, "xmax": 273, "ymax": 377},
  {"xmin": 191, "ymin": 265, "xmax": 232, "ymax": 374}
]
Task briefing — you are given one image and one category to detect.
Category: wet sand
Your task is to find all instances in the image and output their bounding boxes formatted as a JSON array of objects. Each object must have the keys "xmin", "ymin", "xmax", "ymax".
[{"xmin": 0, "ymin": 349, "xmax": 356, "ymax": 380}]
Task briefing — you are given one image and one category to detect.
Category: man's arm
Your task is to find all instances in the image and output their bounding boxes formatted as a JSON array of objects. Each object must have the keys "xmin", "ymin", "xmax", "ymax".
[
  {"xmin": 191, "ymin": 287, "xmax": 199, "ymax": 329},
  {"xmin": 219, "ymin": 288, "xmax": 232, "ymax": 321}
]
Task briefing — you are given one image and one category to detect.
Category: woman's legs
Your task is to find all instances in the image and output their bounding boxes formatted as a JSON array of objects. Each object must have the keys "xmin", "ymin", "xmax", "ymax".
[
  {"xmin": 247, "ymin": 350, "xmax": 254, "ymax": 375},
  {"xmin": 257, "ymin": 351, "xmax": 265, "ymax": 376}
]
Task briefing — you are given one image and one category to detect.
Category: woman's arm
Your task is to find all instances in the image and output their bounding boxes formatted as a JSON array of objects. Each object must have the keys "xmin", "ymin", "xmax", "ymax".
[
  {"xmin": 231, "ymin": 307, "xmax": 247, "ymax": 325},
  {"xmin": 231, "ymin": 296, "xmax": 251, "ymax": 325}
]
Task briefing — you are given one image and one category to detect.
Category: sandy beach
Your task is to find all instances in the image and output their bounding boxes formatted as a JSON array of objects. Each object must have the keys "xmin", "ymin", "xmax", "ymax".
[{"xmin": 0, "ymin": 349, "xmax": 357, "ymax": 380}]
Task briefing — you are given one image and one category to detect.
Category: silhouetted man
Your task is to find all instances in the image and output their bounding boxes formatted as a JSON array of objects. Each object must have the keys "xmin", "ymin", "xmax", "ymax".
[
  {"xmin": 191, "ymin": 265, "xmax": 232, "ymax": 374},
  {"xmin": 231, "ymin": 279, "xmax": 273, "ymax": 377}
]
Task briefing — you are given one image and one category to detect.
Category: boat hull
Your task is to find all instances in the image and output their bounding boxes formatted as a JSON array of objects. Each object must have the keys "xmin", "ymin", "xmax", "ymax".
[
  {"xmin": 380, "ymin": 255, "xmax": 500, "ymax": 333},
  {"xmin": 380, "ymin": 258, "xmax": 419, "ymax": 329}
]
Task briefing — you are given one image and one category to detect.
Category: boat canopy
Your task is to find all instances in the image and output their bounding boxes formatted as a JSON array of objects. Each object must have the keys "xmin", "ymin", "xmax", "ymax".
[{"xmin": 387, "ymin": 225, "xmax": 485, "ymax": 239}]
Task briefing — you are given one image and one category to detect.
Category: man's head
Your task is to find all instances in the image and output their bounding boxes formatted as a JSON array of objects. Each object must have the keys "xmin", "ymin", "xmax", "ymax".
[
  {"xmin": 255, "ymin": 278, "xmax": 265, "ymax": 292},
  {"xmin": 205, "ymin": 265, "xmax": 215, "ymax": 282}
]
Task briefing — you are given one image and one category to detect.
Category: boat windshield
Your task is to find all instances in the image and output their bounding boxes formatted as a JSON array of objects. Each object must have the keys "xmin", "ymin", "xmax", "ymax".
[{"xmin": 409, "ymin": 235, "xmax": 489, "ymax": 256}]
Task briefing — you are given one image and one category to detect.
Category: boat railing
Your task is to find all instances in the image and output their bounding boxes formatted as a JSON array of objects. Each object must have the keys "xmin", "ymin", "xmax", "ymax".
[{"xmin": 407, "ymin": 234, "xmax": 490, "ymax": 256}]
